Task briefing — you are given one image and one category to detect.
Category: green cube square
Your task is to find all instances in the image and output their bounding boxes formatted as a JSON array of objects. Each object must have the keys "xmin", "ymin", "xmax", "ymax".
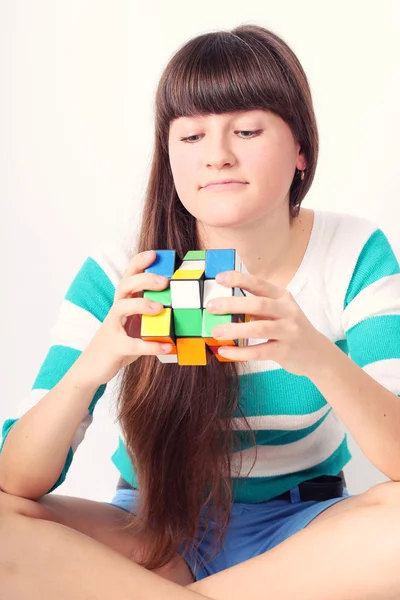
[
  {"xmin": 173, "ymin": 308, "xmax": 202, "ymax": 336},
  {"xmin": 183, "ymin": 250, "xmax": 206, "ymax": 260},
  {"xmin": 202, "ymin": 311, "xmax": 232, "ymax": 338},
  {"xmin": 144, "ymin": 287, "xmax": 171, "ymax": 306}
]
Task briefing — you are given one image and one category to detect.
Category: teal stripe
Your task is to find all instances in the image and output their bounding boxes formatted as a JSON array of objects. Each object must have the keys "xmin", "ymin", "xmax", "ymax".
[
  {"xmin": 336, "ymin": 338, "xmax": 348, "ymax": 354},
  {"xmin": 344, "ymin": 229, "xmax": 399, "ymax": 309},
  {"xmin": 232, "ymin": 408, "xmax": 332, "ymax": 450},
  {"xmin": 236, "ymin": 370, "xmax": 325, "ymax": 417},
  {"xmin": 65, "ymin": 257, "xmax": 115, "ymax": 322},
  {"xmin": 231, "ymin": 435, "xmax": 352, "ymax": 502},
  {"xmin": 111, "ymin": 434, "xmax": 352, "ymax": 503},
  {"xmin": 111, "ymin": 436, "xmax": 138, "ymax": 488},
  {"xmin": 346, "ymin": 314, "xmax": 400, "ymax": 367},
  {"xmin": 235, "ymin": 340, "xmax": 346, "ymax": 418},
  {"xmin": 0, "ymin": 255, "xmax": 113, "ymax": 493},
  {"xmin": 0, "ymin": 418, "xmax": 17, "ymax": 453},
  {"xmin": 32, "ymin": 345, "xmax": 106, "ymax": 414}
]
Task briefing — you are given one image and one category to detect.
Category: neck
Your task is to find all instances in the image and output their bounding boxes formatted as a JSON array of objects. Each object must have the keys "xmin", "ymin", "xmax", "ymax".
[{"xmin": 196, "ymin": 203, "xmax": 304, "ymax": 282}]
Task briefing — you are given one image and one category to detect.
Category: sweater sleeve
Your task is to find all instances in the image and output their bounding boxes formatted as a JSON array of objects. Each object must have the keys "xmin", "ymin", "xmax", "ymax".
[
  {"xmin": 342, "ymin": 227, "xmax": 400, "ymax": 397},
  {"xmin": 0, "ymin": 230, "xmax": 131, "ymax": 494}
]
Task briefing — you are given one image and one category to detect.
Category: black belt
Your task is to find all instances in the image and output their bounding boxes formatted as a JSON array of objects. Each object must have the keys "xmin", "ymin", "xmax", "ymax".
[
  {"xmin": 116, "ymin": 470, "xmax": 346, "ymax": 502},
  {"xmin": 274, "ymin": 470, "xmax": 346, "ymax": 502}
]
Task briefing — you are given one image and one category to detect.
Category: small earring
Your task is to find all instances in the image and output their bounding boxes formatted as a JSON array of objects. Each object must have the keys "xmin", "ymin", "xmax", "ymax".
[{"xmin": 300, "ymin": 169, "xmax": 305, "ymax": 181}]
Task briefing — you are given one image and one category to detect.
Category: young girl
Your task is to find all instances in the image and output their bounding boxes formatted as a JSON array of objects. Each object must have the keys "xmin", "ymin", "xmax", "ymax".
[{"xmin": 1, "ymin": 23, "xmax": 400, "ymax": 600}]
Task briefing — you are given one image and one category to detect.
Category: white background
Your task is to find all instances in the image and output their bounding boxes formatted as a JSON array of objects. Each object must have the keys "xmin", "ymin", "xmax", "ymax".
[{"xmin": 1, "ymin": 0, "xmax": 399, "ymax": 502}]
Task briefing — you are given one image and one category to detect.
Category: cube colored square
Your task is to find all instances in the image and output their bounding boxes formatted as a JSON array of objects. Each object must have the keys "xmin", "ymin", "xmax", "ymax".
[
  {"xmin": 144, "ymin": 287, "xmax": 172, "ymax": 306},
  {"xmin": 183, "ymin": 250, "xmax": 206, "ymax": 260},
  {"xmin": 173, "ymin": 309, "xmax": 202, "ymax": 336},
  {"xmin": 171, "ymin": 269, "xmax": 204, "ymax": 280},
  {"xmin": 178, "ymin": 260, "xmax": 206, "ymax": 271},
  {"xmin": 141, "ymin": 308, "xmax": 175, "ymax": 344},
  {"xmin": 157, "ymin": 353, "xmax": 179, "ymax": 363},
  {"xmin": 170, "ymin": 279, "xmax": 203, "ymax": 309},
  {"xmin": 205, "ymin": 249, "xmax": 235, "ymax": 278},
  {"xmin": 144, "ymin": 250, "xmax": 180, "ymax": 278},
  {"xmin": 203, "ymin": 279, "xmax": 235, "ymax": 306},
  {"xmin": 205, "ymin": 249, "xmax": 245, "ymax": 278},
  {"xmin": 202, "ymin": 311, "xmax": 233, "ymax": 338},
  {"xmin": 176, "ymin": 338, "xmax": 212, "ymax": 366}
]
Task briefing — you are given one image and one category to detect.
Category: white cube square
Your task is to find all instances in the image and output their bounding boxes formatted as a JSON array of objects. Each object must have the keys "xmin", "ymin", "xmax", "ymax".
[{"xmin": 170, "ymin": 280, "xmax": 202, "ymax": 308}]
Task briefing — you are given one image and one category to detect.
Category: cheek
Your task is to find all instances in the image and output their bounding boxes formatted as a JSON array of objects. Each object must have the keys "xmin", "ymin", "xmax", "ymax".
[
  {"xmin": 251, "ymin": 140, "xmax": 295, "ymax": 194},
  {"xmin": 169, "ymin": 148, "xmax": 197, "ymax": 193},
  {"xmin": 169, "ymin": 151, "xmax": 200, "ymax": 215}
]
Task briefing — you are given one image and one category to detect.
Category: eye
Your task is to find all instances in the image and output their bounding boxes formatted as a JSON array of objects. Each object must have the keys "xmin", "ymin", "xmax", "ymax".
[
  {"xmin": 236, "ymin": 130, "xmax": 263, "ymax": 138},
  {"xmin": 180, "ymin": 130, "xmax": 263, "ymax": 143}
]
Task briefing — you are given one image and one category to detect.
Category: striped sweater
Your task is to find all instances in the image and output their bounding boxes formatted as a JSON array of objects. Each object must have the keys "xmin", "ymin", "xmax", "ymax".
[{"xmin": 1, "ymin": 209, "xmax": 400, "ymax": 502}]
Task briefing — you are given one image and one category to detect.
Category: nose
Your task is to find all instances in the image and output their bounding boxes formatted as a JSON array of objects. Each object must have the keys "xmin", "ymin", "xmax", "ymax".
[{"xmin": 203, "ymin": 135, "xmax": 236, "ymax": 169}]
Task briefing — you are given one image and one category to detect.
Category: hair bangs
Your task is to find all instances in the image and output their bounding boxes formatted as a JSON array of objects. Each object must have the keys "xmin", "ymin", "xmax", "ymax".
[{"xmin": 157, "ymin": 31, "xmax": 295, "ymax": 133}]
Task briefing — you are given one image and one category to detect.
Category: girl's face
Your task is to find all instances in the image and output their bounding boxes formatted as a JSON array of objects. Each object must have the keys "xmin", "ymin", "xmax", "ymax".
[{"xmin": 168, "ymin": 109, "xmax": 306, "ymax": 229}]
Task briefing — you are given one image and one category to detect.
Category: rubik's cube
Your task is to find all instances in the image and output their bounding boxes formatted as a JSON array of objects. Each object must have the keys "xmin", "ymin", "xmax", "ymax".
[{"xmin": 141, "ymin": 249, "xmax": 250, "ymax": 365}]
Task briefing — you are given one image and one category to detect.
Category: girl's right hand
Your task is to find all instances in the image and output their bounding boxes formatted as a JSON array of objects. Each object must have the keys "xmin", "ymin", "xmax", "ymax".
[{"xmin": 78, "ymin": 250, "xmax": 173, "ymax": 386}]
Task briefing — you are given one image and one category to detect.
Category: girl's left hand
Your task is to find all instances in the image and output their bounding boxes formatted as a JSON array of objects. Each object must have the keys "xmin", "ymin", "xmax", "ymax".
[{"xmin": 206, "ymin": 270, "xmax": 332, "ymax": 378}]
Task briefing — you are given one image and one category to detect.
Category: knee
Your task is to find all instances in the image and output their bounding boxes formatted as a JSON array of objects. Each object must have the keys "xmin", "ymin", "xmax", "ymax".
[{"xmin": 362, "ymin": 480, "xmax": 400, "ymax": 507}]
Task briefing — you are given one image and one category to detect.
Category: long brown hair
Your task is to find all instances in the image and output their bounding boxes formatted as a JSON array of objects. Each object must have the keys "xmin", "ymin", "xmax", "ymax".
[{"xmin": 114, "ymin": 23, "xmax": 319, "ymax": 572}]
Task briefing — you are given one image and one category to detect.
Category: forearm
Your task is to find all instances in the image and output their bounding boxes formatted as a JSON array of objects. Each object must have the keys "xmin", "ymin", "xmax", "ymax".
[
  {"xmin": 0, "ymin": 355, "xmax": 101, "ymax": 499},
  {"xmin": 305, "ymin": 339, "xmax": 400, "ymax": 481}
]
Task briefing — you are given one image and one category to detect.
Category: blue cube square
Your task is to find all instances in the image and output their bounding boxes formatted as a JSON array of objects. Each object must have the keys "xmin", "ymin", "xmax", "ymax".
[
  {"xmin": 205, "ymin": 249, "xmax": 235, "ymax": 278},
  {"xmin": 145, "ymin": 250, "xmax": 178, "ymax": 278}
]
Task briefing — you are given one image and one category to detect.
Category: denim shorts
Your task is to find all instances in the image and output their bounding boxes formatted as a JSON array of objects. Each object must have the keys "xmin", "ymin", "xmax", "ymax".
[{"xmin": 106, "ymin": 482, "xmax": 350, "ymax": 582}]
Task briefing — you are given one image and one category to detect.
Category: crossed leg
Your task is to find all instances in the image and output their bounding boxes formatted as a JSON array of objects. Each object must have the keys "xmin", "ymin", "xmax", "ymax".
[
  {"xmin": 2, "ymin": 481, "xmax": 400, "ymax": 600},
  {"xmin": 0, "ymin": 488, "xmax": 195, "ymax": 585},
  {"xmin": 187, "ymin": 480, "xmax": 400, "ymax": 600}
]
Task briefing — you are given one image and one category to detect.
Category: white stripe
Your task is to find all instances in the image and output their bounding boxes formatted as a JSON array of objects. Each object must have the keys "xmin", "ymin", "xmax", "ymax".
[
  {"xmin": 49, "ymin": 300, "xmax": 103, "ymax": 352},
  {"xmin": 230, "ymin": 410, "xmax": 346, "ymax": 477},
  {"xmin": 9, "ymin": 388, "xmax": 49, "ymax": 420},
  {"xmin": 342, "ymin": 273, "xmax": 400, "ymax": 332},
  {"xmin": 232, "ymin": 404, "xmax": 331, "ymax": 431},
  {"xmin": 363, "ymin": 359, "xmax": 400, "ymax": 396},
  {"xmin": 71, "ymin": 413, "xmax": 94, "ymax": 452}
]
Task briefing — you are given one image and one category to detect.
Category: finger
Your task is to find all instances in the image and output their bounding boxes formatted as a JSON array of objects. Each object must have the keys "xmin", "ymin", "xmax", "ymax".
[
  {"xmin": 113, "ymin": 297, "xmax": 164, "ymax": 321},
  {"xmin": 206, "ymin": 295, "xmax": 283, "ymax": 319},
  {"xmin": 123, "ymin": 250, "xmax": 159, "ymax": 279},
  {"xmin": 211, "ymin": 320, "xmax": 279, "ymax": 342},
  {"xmin": 116, "ymin": 271, "xmax": 169, "ymax": 301},
  {"xmin": 217, "ymin": 340, "xmax": 275, "ymax": 361},
  {"xmin": 216, "ymin": 271, "xmax": 284, "ymax": 299},
  {"xmin": 121, "ymin": 335, "xmax": 173, "ymax": 357}
]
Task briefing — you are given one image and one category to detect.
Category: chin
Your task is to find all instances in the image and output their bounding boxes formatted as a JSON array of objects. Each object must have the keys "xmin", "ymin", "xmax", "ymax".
[{"xmin": 200, "ymin": 213, "xmax": 254, "ymax": 229}]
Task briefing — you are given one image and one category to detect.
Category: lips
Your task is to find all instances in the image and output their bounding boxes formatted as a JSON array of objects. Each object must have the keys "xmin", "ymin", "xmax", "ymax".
[
  {"xmin": 203, "ymin": 179, "xmax": 247, "ymax": 188},
  {"xmin": 202, "ymin": 181, "xmax": 248, "ymax": 191}
]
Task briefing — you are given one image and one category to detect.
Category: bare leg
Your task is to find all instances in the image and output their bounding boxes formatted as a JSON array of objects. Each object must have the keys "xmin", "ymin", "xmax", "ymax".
[
  {"xmin": 187, "ymin": 503, "xmax": 400, "ymax": 600},
  {"xmin": 0, "ymin": 512, "xmax": 212, "ymax": 600}
]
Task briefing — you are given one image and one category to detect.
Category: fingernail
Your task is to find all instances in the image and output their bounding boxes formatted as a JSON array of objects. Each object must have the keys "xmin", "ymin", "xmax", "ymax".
[
  {"xmin": 156, "ymin": 276, "xmax": 166, "ymax": 284},
  {"xmin": 144, "ymin": 250, "xmax": 153, "ymax": 257},
  {"xmin": 161, "ymin": 344, "xmax": 172, "ymax": 353}
]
